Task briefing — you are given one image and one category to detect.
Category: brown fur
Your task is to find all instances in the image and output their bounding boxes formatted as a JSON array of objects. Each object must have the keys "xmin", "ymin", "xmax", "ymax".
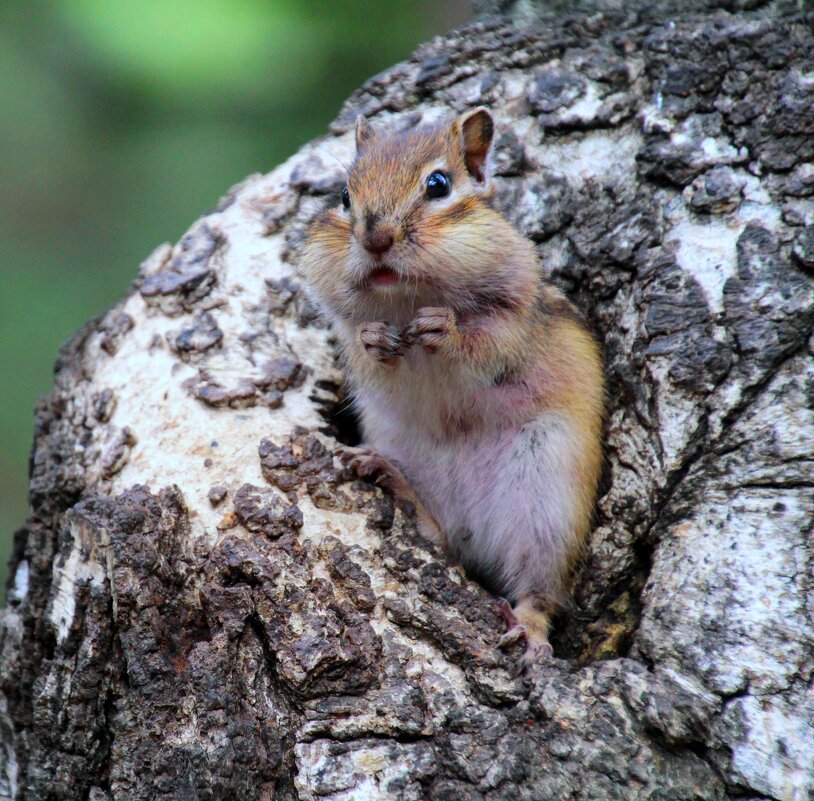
[{"xmin": 302, "ymin": 108, "xmax": 605, "ymax": 666}]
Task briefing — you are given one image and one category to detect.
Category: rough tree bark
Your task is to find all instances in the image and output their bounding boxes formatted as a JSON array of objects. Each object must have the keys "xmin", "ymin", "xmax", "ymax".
[{"xmin": 2, "ymin": 1, "xmax": 813, "ymax": 799}]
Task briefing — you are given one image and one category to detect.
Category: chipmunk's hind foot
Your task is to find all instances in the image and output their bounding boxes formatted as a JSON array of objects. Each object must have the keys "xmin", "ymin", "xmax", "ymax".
[
  {"xmin": 496, "ymin": 596, "xmax": 554, "ymax": 672},
  {"xmin": 495, "ymin": 597, "xmax": 525, "ymax": 648}
]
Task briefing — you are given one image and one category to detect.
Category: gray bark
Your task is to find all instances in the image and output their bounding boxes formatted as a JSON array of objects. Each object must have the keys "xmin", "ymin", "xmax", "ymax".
[{"xmin": 2, "ymin": 3, "xmax": 814, "ymax": 799}]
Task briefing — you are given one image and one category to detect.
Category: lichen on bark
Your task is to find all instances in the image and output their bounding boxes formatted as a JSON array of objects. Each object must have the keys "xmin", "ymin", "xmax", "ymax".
[{"xmin": 2, "ymin": 2, "xmax": 813, "ymax": 800}]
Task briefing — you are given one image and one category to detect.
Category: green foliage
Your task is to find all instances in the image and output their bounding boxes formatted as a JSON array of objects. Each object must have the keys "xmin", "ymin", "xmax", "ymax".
[{"xmin": 0, "ymin": 0, "xmax": 469, "ymax": 585}]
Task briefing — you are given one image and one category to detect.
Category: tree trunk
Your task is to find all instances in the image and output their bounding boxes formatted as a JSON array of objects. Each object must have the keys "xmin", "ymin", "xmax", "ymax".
[{"xmin": 2, "ymin": 3, "xmax": 813, "ymax": 799}]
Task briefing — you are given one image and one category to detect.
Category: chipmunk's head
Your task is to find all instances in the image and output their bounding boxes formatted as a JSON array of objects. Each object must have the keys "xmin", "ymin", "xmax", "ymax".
[{"xmin": 304, "ymin": 107, "xmax": 534, "ymax": 324}]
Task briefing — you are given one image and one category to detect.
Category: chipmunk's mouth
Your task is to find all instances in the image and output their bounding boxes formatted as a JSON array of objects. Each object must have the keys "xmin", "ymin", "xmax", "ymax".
[{"xmin": 367, "ymin": 266, "xmax": 400, "ymax": 288}]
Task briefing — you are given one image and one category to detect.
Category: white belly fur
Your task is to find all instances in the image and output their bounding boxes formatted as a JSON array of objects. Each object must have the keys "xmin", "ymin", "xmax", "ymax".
[{"xmin": 356, "ymin": 352, "xmax": 580, "ymax": 602}]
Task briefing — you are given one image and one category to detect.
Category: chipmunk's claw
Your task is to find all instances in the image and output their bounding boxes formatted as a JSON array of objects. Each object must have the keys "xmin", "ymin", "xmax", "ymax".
[
  {"xmin": 338, "ymin": 446, "xmax": 410, "ymax": 496},
  {"xmin": 359, "ymin": 321, "xmax": 403, "ymax": 364},
  {"xmin": 498, "ymin": 625, "xmax": 526, "ymax": 650},
  {"xmin": 496, "ymin": 597, "xmax": 526, "ymax": 649},
  {"xmin": 495, "ymin": 597, "xmax": 519, "ymax": 628},
  {"xmin": 403, "ymin": 307, "xmax": 456, "ymax": 353},
  {"xmin": 518, "ymin": 641, "xmax": 554, "ymax": 674},
  {"xmin": 339, "ymin": 445, "xmax": 386, "ymax": 476},
  {"xmin": 495, "ymin": 596, "xmax": 553, "ymax": 672}
]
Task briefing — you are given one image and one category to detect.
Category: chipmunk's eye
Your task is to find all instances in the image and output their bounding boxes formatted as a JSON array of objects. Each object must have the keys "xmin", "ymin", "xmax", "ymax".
[
  {"xmin": 426, "ymin": 171, "xmax": 451, "ymax": 199},
  {"xmin": 341, "ymin": 186, "xmax": 350, "ymax": 209}
]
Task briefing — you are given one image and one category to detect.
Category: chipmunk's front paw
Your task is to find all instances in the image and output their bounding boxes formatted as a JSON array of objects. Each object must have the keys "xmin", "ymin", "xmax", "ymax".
[
  {"xmin": 338, "ymin": 446, "xmax": 411, "ymax": 497},
  {"xmin": 339, "ymin": 445, "xmax": 448, "ymax": 549},
  {"xmin": 403, "ymin": 307, "xmax": 457, "ymax": 353},
  {"xmin": 359, "ymin": 321, "xmax": 403, "ymax": 365}
]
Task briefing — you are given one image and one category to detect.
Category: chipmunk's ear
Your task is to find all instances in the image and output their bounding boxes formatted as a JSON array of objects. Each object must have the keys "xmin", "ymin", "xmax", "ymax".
[
  {"xmin": 455, "ymin": 107, "xmax": 494, "ymax": 183},
  {"xmin": 355, "ymin": 115, "xmax": 377, "ymax": 152}
]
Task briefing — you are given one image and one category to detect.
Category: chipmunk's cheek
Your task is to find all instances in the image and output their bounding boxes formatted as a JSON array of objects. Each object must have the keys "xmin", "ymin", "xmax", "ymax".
[{"xmin": 409, "ymin": 232, "xmax": 433, "ymax": 259}]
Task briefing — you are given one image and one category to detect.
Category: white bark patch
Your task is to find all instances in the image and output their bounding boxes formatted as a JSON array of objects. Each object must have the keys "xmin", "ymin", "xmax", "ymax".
[
  {"xmin": 665, "ymin": 203, "xmax": 739, "ymax": 315},
  {"xmin": 718, "ymin": 694, "xmax": 814, "ymax": 801},
  {"xmin": 8, "ymin": 561, "xmax": 29, "ymax": 605},
  {"xmin": 637, "ymin": 359, "xmax": 814, "ymax": 729},
  {"xmin": 533, "ymin": 128, "xmax": 643, "ymax": 184},
  {"xmin": 640, "ymin": 93, "xmax": 675, "ymax": 134},
  {"xmin": 665, "ymin": 166, "xmax": 793, "ymax": 321},
  {"xmin": 638, "ymin": 488, "xmax": 811, "ymax": 694},
  {"xmin": 92, "ymin": 156, "xmax": 351, "ymax": 543},
  {"xmin": 739, "ymin": 176, "xmax": 783, "ymax": 230},
  {"xmin": 298, "ymin": 495, "xmax": 382, "ymax": 558},
  {"xmin": 646, "ymin": 357, "xmax": 704, "ymax": 472},
  {"xmin": 556, "ymin": 81, "xmax": 603, "ymax": 125},
  {"xmin": 46, "ymin": 516, "xmax": 110, "ymax": 645},
  {"xmin": 295, "ymin": 739, "xmax": 435, "ymax": 801}
]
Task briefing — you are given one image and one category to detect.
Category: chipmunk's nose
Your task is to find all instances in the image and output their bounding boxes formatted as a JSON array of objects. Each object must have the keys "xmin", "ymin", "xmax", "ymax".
[{"xmin": 363, "ymin": 229, "xmax": 394, "ymax": 255}]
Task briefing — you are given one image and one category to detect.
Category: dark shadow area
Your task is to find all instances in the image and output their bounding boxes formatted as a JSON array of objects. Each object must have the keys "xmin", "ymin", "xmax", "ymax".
[{"xmin": 313, "ymin": 378, "xmax": 362, "ymax": 447}]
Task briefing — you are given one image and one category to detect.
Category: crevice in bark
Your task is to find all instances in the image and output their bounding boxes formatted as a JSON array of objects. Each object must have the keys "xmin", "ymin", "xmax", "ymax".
[
  {"xmin": 245, "ymin": 612, "xmax": 304, "ymax": 715},
  {"xmin": 312, "ymin": 377, "xmax": 362, "ymax": 448},
  {"xmin": 243, "ymin": 614, "xmax": 301, "ymax": 801}
]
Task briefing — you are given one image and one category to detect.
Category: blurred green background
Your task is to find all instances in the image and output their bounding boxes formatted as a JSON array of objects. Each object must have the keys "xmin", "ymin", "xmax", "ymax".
[{"xmin": 0, "ymin": 0, "xmax": 470, "ymax": 587}]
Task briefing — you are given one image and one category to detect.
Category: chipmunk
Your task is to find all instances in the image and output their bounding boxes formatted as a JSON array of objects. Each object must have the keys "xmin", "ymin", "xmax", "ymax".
[{"xmin": 302, "ymin": 107, "xmax": 604, "ymax": 667}]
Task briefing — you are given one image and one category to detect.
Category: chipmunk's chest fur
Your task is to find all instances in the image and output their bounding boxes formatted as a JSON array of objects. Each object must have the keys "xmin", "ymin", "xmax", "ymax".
[{"xmin": 357, "ymin": 348, "xmax": 523, "ymax": 440}]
